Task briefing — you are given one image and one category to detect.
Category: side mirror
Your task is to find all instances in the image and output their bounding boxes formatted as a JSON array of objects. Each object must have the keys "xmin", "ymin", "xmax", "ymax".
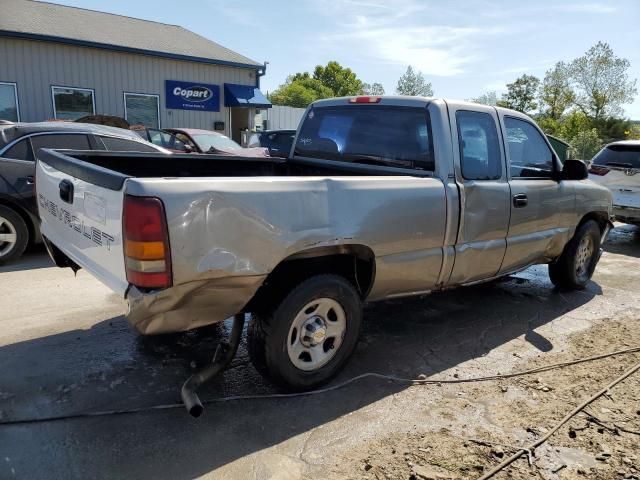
[
  {"xmin": 562, "ymin": 159, "xmax": 588, "ymax": 180},
  {"xmin": 183, "ymin": 144, "xmax": 194, "ymax": 153}
]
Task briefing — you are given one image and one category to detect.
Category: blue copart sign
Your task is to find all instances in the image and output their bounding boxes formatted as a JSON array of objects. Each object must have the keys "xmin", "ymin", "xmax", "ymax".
[{"xmin": 165, "ymin": 80, "xmax": 220, "ymax": 112}]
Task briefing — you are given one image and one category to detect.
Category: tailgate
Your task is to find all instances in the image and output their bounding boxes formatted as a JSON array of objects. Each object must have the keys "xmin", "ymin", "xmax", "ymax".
[
  {"xmin": 36, "ymin": 149, "xmax": 129, "ymax": 295},
  {"xmin": 590, "ymin": 168, "xmax": 640, "ymax": 208}
]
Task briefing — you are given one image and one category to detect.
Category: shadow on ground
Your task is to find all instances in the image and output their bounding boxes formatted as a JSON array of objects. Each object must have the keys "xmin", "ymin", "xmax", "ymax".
[
  {"xmin": 0, "ymin": 245, "xmax": 51, "ymax": 273},
  {"xmin": 0, "ymin": 263, "xmax": 604, "ymax": 479},
  {"xmin": 2, "ymin": 226, "xmax": 639, "ymax": 478},
  {"xmin": 602, "ymin": 223, "xmax": 640, "ymax": 258}
]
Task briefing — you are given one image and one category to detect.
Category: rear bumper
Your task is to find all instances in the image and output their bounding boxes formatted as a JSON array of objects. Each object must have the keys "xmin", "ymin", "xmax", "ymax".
[
  {"xmin": 125, "ymin": 274, "xmax": 266, "ymax": 335},
  {"xmin": 613, "ymin": 204, "xmax": 640, "ymax": 223}
]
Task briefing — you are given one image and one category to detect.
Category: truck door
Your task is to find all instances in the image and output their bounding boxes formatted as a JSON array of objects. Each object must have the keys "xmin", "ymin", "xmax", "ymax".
[
  {"xmin": 447, "ymin": 105, "xmax": 510, "ymax": 284},
  {"xmin": 498, "ymin": 114, "xmax": 575, "ymax": 274}
]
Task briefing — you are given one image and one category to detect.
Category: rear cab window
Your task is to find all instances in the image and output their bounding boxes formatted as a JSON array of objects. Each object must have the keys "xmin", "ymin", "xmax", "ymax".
[
  {"xmin": 294, "ymin": 105, "xmax": 434, "ymax": 171},
  {"xmin": 456, "ymin": 111, "xmax": 502, "ymax": 180}
]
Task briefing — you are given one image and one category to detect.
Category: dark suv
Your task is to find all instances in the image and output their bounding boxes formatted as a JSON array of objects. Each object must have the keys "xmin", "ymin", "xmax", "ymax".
[
  {"xmin": 0, "ymin": 122, "xmax": 167, "ymax": 264},
  {"xmin": 248, "ymin": 129, "xmax": 296, "ymax": 158}
]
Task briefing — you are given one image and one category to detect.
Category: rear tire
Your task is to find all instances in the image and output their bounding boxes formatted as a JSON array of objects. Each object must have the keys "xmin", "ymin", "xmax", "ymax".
[
  {"xmin": 548, "ymin": 220, "xmax": 601, "ymax": 290},
  {"xmin": 247, "ymin": 274, "xmax": 362, "ymax": 391},
  {"xmin": 0, "ymin": 205, "xmax": 29, "ymax": 265}
]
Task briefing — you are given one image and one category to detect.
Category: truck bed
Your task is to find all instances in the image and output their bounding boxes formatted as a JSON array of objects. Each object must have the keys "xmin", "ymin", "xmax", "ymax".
[{"xmin": 38, "ymin": 149, "xmax": 433, "ymax": 191}]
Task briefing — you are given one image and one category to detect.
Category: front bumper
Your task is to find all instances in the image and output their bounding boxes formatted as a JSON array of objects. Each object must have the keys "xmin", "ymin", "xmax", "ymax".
[
  {"xmin": 612, "ymin": 205, "xmax": 640, "ymax": 224},
  {"xmin": 126, "ymin": 275, "xmax": 266, "ymax": 335}
]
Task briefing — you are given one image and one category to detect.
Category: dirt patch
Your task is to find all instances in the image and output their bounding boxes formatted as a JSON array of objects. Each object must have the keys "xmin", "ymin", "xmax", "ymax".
[{"xmin": 331, "ymin": 316, "xmax": 640, "ymax": 480}]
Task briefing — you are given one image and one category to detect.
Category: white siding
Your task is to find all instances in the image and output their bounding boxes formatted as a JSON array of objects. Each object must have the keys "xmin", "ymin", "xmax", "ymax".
[
  {"xmin": 264, "ymin": 105, "xmax": 305, "ymax": 130},
  {"xmin": 0, "ymin": 37, "xmax": 258, "ymax": 134}
]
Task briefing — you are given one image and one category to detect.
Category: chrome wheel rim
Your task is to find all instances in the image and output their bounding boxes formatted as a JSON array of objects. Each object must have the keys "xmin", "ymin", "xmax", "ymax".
[
  {"xmin": 287, "ymin": 298, "xmax": 347, "ymax": 371},
  {"xmin": 0, "ymin": 216, "xmax": 17, "ymax": 257},
  {"xmin": 575, "ymin": 235, "xmax": 594, "ymax": 278}
]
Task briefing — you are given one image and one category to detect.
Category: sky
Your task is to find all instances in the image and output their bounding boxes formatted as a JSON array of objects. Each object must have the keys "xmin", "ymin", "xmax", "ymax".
[{"xmin": 50, "ymin": 0, "xmax": 640, "ymax": 118}]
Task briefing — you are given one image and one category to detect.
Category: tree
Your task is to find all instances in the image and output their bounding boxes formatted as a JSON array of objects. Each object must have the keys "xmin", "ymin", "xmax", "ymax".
[
  {"xmin": 396, "ymin": 66, "xmax": 433, "ymax": 96},
  {"xmin": 539, "ymin": 62, "xmax": 575, "ymax": 120},
  {"xmin": 312, "ymin": 61, "xmax": 364, "ymax": 97},
  {"xmin": 499, "ymin": 74, "xmax": 540, "ymax": 113},
  {"xmin": 470, "ymin": 91, "xmax": 498, "ymax": 106},
  {"xmin": 568, "ymin": 128, "xmax": 602, "ymax": 160},
  {"xmin": 269, "ymin": 76, "xmax": 333, "ymax": 108},
  {"xmin": 362, "ymin": 82, "xmax": 385, "ymax": 95},
  {"xmin": 569, "ymin": 41, "xmax": 637, "ymax": 120},
  {"xmin": 270, "ymin": 61, "xmax": 367, "ymax": 107}
]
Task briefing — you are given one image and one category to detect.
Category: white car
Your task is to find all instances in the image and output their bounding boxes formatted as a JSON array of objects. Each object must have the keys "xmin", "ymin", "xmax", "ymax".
[{"xmin": 589, "ymin": 140, "xmax": 640, "ymax": 225}]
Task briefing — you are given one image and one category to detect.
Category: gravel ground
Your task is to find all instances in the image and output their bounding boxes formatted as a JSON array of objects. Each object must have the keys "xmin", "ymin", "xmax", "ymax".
[{"xmin": 0, "ymin": 224, "xmax": 638, "ymax": 479}]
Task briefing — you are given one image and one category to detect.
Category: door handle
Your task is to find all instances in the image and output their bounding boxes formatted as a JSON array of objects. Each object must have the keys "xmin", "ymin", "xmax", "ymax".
[
  {"xmin": 25, "ymin": 175, "xmax": 34, "ymax": 185},
  {"xmin": 513, "ymin": 193, "xmax": 528, "ymax": 208},
  {"xmin": 59, "ymin": 179, "xmax": 74, "ymax": 204}
]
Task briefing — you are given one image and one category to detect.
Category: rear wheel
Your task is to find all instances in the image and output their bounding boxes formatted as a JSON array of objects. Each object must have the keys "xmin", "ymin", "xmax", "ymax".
[
  {"xmin": 0, "ymin": 206, "xmax": 29, "ymax": 265},
  {"xmin": 548, "ymin": 220, "xmax": 601, "ymax": 290},
  {"xmin": 247, "ymin": 274, "xmax": 362, "ymax": 391}
]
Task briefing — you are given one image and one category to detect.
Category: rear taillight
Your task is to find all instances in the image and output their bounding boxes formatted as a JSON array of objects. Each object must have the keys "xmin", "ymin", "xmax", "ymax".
[
  {"xmin": 349, "ymin": 96, "xmax": 382, "ymax": 104},
  {"xmin": 588, "ymin": 165, "xmax": 610, "ymax": 176},
  {"xmin": 123, "ymin": 195, "xmax": 172, "ymax": 289}
]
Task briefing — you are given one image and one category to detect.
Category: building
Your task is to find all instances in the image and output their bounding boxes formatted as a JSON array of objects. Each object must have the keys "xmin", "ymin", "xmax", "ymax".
[{"xmin": 0, "ymin": 0, "xmax": 272, "ymax": 143}]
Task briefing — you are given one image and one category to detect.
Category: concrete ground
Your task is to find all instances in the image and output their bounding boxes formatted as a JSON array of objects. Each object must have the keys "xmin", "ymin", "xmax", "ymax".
[{"xmin": 0, "ymin": 224, "xmax": 639, "ymax": 479}]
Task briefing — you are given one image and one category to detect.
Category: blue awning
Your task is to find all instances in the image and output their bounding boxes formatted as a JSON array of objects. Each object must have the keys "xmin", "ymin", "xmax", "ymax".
[{"xmin": 224, "ymin": 84, "xmax": 272, "ymax": 108}]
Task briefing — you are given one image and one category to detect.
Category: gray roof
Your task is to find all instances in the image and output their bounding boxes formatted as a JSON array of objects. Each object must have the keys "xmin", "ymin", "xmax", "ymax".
[
  {"xmin": 1, "ymin": 0, "xmax": 261, "ymax": 68},
  {"xmin": 0, "ymin": 121, "xmax": 150, "ymax": 150}
]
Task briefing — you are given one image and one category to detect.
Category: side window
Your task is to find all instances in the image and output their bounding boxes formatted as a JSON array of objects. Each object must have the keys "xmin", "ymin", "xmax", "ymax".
[
  {"xmin": 504, "ymin": 117, "xmax": 554, "ymax": 178},
  {"xmin": 31, "ymin": 134, "xmax": 91, "ymax": 159},
  {"xmin": 99, "ymin": 136, "xmax": 159, "ymax": 152},
  {"xmin": 2, "ymin": 138, "xmax": 34, "ymax": 161},
  {"xmin": 456, "ymin": 111, "xmax": 501, "ymax": 180}
]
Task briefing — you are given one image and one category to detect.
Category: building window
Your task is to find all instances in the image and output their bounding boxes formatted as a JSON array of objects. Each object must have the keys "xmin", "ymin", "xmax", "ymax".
[
  {"xmin": 51, "ymin": 86, "xmax": 95, "ymax": 121},
  {"xmin": 124, "ymin": 93, "xmax": 160, "ymax": 128},
  {"xmin": 0, "ymin": 82, "xmax": 20, "ymax": 122}
]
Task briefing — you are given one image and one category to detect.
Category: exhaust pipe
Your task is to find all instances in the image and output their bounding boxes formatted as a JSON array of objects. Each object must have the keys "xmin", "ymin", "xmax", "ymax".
[{"xmin": 181, "ymin": 314, "xmax": 245, "ymax": 417}]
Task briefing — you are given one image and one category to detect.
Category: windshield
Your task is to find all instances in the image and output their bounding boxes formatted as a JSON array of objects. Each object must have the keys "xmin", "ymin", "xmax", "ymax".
[
  {"xmin": 192, "ymin": 133, "xmax": 242, "ymax": 152},
  {"xmin": 294, "ymin": 105, "xmax": 434, "ymax": 170},
  {"xmin": 592, "ymin": 144, "xmax": 640, "ymax": 169}
]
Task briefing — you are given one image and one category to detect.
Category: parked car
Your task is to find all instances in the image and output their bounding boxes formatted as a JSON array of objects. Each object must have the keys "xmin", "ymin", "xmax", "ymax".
[
  {"xmin": 248, "ymin": 129, "xmax": 296, "ymax": 158},
  {"xmin": 588, "ymin": 140, "xmax": 640, "ymax": 225},
  {"xmin": 130, "ymin": 126, "xmax": 193, "ymax": 153},
  {"xmin": 0, "ymin": 121, "xmax": 169, "ymax": 264},
  {"xmin": 165, "ymin": 128, "xmax": 269, "ymax": 157},
  {"xmin": 37, "ymin": 96, "xmax": 612, "ymax": 405}
]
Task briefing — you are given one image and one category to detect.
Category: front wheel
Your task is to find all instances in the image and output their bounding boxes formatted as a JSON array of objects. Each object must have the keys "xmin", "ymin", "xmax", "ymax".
[
  {"xmin": 549, "ymin": 220, "xmax": 601, "ymax": 290},
  {"xmin": 247, "ymin": 274, "xmax": 362, "ymax": 391}
]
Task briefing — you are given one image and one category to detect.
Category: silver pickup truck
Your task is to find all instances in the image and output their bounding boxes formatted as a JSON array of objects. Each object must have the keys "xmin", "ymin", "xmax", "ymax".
[{"xmin": 36, "ymin": 96, "xmax": 612, "ymax": 402}]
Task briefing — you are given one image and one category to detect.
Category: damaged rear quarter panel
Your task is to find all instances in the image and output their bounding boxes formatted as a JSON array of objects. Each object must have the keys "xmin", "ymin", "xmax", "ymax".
[{"xmin": 124, "ymin": 175, "xmax": 447, "ymax": 329}]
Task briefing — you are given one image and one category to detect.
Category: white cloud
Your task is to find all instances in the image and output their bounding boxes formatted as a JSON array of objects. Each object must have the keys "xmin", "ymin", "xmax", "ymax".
[
  {"xmin": 552, "ymin": 3, "xmax": 617, "ymax": 14},
  {"xmin": 312, "ymin": 0, "xmax": 510, "ymax": 76}
]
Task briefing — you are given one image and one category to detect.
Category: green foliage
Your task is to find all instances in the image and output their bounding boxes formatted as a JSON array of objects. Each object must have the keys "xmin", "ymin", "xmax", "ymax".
[
  {"xmin": 499, "ymin": 74, "xmax": 540, "ymax": 113},
  {"xmin": 396, "ymin": 66, "xmax": 433, "ymax": 96},
  {"xmin": 313, "ymin": 61, "xmax": 364, "ymax": 97},
  {"xmin": 567, "ymin": 128, "xmax": 602, "ymax": 160},
  {"xmin": 539, "ymin": 62, "xmax": 575, "ymax": 120},
  {"xmin": 362, "ymin": 82, "xmax": 385, "ymax": 95},
  {"xmin": 592, "ymin": 117, "xmax": 634, "ymax": 145},
  {"xmin": 269, "ymin": 75, "xmax": 333, "ymax": 108},
  {"xmin": 470, "ymin": 91, "xmax": 498, "ymax": 106},
  {"xmin": 527, "ymin": 42, "xmax": 638, "ymax": 159},
  {"xmin": 569, "ymin": 41, "xmax": 637, "ymax": 120},
  {"xmin": 270, "ymin": 61, "xmax": 372, "ymax": 107}
]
